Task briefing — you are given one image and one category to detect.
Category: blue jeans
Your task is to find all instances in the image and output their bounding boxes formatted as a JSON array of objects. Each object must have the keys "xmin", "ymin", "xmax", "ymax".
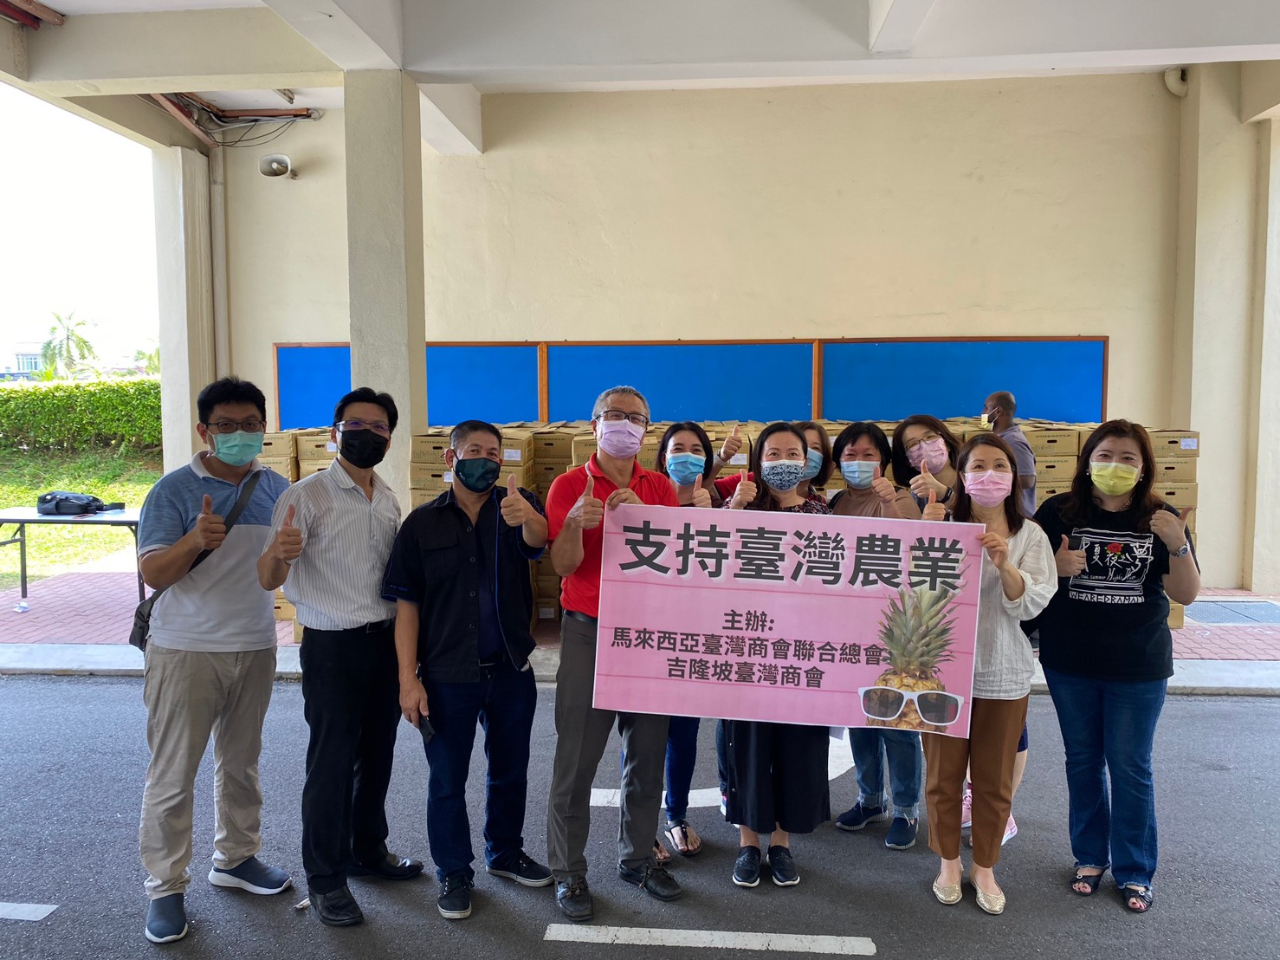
[
  {"xmin": 664, "ymin": 716, "xmax": 700, "ymax": 822},
  {"xmin": 848, "ymin": 728, "xmax": 921, "ymax": 820},
  {"xmin": 423, "ymin": 660, "xmax": 538, "ymax": 882},
  {"xmin": 1044, "ymin": 666, "xmax": 1167, "ymax": 889}
]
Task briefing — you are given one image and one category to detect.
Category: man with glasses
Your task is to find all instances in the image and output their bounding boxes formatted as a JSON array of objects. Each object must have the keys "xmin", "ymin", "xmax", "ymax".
[
  {"xmin": 136, "ymin": 377, "xmax": 293, "ymax": 945},
  {"xmin": 258, "ymin": 387, "xmax": 421, "ymax": 927},
  {"xmin": 543, "ymin": 385, "xmax": 681, "ymax": 922}
]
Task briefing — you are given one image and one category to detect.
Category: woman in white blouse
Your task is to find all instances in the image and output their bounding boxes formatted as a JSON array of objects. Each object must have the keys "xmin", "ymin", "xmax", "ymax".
[{"xmin": 920, "ymin": 433, "xmax": 1056, "ymax": 915}]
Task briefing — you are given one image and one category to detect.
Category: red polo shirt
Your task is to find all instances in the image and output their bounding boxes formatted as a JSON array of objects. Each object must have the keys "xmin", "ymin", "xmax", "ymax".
[{"xmin": 546, "ymin": 454, "xmax": 679, "ymax": 618}]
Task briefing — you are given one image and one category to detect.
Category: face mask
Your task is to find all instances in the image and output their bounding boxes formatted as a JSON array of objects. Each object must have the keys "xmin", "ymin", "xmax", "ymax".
[
  {"xmin": 212, "ymin": 430, "xmax": 263, "ymax": 467},
  {"xmin": 453, "ymin": 456, "xmax": 501, "ymax": 493},
  {"xmin": 800, "ymin": 448, "xmax": 824, "ymax": 482},
  {"xmin": 596, "ymin": 419, "xmax": 645, "ymax": 459},
  {"xmin": 979, "ymin": 412, "xmax": 995, "ymax": 429},
  {"xmin": 1089, "ymin": 461, "xmax": 1140, "ymax": 497},
  {"xmin": 964, "ymin": 470, "xmax": 1014, "ymax": 507},
  {"xmin": 841, "ymin": 461, "xmax": 878, "ymax": 489},
  {"xmin": 907, "ymin": 437, "xmax": 949, "ymax": 474},
  {"xmin": 666, "ymin": 453, "xmax": 706, "ymax": 487},
  {"xmin": 761, "ymin": 459, "xmax": 806, "ymax": 493},
  {"xmin": 339, "ymin": 428, "xmax": 389, "ymax": 469}
]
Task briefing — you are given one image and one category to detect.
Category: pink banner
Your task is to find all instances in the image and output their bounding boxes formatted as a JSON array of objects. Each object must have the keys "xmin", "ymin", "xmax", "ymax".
[{"xmin": 594, "ymin": 504, "xmax": 984, "ymax": 738}]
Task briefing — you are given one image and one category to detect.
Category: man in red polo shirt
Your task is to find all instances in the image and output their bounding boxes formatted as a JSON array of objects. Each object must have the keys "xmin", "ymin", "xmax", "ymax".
[{"xmin": 544, "ymin": 385, "xmax": 680, "ymax": 923}]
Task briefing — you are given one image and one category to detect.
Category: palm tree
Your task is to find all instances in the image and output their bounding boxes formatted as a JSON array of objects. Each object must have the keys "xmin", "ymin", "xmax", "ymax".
[
  {"xmin": 40, "ymin": 312, "xmax": 97, "ymax": 378},
  {"xmin": 134, "ymin": 345, "xmax": 160, "ymax": 375}
]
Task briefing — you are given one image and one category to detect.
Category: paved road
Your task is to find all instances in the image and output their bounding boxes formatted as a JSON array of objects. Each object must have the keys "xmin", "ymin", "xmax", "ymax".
[{"xmin": 1, "ymin": 676, "xmax": 1277, "ymax": 959}]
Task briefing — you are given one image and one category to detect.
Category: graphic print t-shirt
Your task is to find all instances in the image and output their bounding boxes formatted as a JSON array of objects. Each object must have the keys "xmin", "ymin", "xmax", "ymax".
[{"xmin": 1033, "ymin": 494, "xmax": 1195, "ymax": 682}]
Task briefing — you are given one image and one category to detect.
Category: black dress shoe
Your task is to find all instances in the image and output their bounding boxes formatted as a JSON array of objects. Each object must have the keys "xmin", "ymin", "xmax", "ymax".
[
  {"xmin": 310, "ymin": 885, "xmax": 364, "ymax": 926},
  {"xmin": 350, "ymin": 850, "xmax": 424, "ymax": 881},
  {"xmin": 618, "ymin": 863, "xmax": 683, "ymax": 902},
  {"xmin": 555, "ymin": 876, "xmax": 594, "ymax": 923}
]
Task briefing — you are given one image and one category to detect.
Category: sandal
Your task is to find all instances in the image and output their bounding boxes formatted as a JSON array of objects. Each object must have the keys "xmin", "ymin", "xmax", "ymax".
[
  {"xmin": 1121, "ymin": 884, "xmax": 1153, "ymax": 913},
  {"xmin": 663, "ymin": 820, "xmax": 703, "ymax": 858},
  {"xmin": 653, "ymin": 839, "xmax": 672, "ymax": 865},
  {"xmin": 1071, "ymin": 868, "xmax": 1106, "ymax": 897}
]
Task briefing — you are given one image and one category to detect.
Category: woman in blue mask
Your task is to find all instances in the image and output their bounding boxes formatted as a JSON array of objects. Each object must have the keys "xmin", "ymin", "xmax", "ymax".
[
  {"xmin": 721, "ymin": 422, "xmax": 832, "ymax": 890},
  {"xmin": 794, "ymin": 421, "xmax": 835, "ymax": 505},
  {"xmin": 829, "ymin": 422, "xmax": 920, "ymax": 521},
  {"xmin": 655, "ymin": 422, "xmax": 721, "ymax": 510}
]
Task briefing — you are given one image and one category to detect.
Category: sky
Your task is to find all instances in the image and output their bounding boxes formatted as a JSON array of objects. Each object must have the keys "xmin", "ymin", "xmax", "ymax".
[{"xmin": 0, "ymin": 82, "xmax": 159, "ymax": 371}]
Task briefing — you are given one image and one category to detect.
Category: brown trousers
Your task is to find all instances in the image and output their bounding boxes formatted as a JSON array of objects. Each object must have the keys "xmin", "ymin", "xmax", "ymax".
[{"xmin": 923, "ymin": 695, "xmax": 1028, "ymax": 868}]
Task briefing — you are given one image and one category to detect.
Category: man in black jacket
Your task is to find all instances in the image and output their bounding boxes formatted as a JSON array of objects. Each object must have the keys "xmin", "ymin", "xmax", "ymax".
[{"xmin": 383, "ymin": 420, "xmax": 551, "ymax": 921}]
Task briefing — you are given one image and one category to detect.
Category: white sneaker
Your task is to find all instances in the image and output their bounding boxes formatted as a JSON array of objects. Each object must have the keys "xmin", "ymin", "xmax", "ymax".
[
  {"xmin": 1001, "ymin": 815, "xmax": 1018, "ymax": 846},
  {"xmin": 960, "ymin": 786, "xmax": 973, "ymax": 830}
]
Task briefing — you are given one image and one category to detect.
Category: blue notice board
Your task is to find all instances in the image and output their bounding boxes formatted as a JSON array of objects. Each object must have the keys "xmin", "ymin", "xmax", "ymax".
[
  {"xmin": 547, "ymin": 343, "xmax": 813, "ymax": 422},
  {"xmin": 821, "ymin": 340, "xmax": 1105, "ymax": 422},
  {"xmin": 276, "ymin": 345, "xmax": 351, "ymax": 429}
]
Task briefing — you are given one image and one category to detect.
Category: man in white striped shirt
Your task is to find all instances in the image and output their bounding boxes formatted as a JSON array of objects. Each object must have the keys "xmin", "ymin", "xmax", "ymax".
[{"xmin": 258, "ymin": 387, "xmax": 422, "ymax": 928}]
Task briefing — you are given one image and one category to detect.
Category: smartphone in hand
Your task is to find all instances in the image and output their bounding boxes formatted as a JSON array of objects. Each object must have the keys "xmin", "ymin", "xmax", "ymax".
[{"xmin": 418, "ymin": 716, "xmax": 436, "ymax": 746}]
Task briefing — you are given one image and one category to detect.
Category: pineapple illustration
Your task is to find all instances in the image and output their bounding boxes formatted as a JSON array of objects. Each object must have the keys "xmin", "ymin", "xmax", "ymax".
[{"xmin": 868, "ymin": 586, "xmax": 958, "ymax": 733}]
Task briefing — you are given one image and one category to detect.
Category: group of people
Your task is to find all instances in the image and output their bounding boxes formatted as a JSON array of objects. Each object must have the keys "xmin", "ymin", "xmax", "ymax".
[{"xmin": 133, "ymin": 377, "xmax": 1199, "ymax": 944}]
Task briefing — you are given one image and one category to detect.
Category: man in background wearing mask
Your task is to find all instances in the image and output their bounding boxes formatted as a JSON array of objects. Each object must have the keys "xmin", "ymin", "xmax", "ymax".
[
  {"xmin": 382, "ymin": 420, "xmax": 551, "ymax": 921},
  {"xmin": 136, "ymin": 377, "xmax": 293, "ymax": 945},
  {"xmin": 982, "ymin": 391, "xmax": 1037, "ymax": 517},
  {"xmin": 543, "ymin": 386, "xmax": 681, "ymax": 923},
  {"xmin": 258, "ymin": 387, "xmax": 422, "ymax": 928}
]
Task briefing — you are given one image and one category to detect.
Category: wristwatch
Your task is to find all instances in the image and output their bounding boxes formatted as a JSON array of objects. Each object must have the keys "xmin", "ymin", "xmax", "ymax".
[{"xmin": 1170, "ymin": 541, "xmax": 1192, "ymax": 559}]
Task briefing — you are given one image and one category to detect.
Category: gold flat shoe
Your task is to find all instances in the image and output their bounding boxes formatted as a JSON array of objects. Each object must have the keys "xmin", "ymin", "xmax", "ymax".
[
  {"xmin": 975, "ymin": 887, "xmax": 1006, "ymax": 915},
  {"xmin": 932, "ymin": 876, "xmax": 962, "ymax": 905}
]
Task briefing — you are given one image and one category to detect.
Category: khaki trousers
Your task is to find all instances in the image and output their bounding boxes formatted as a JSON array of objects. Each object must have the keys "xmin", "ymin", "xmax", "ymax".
[
  {"xmin": 923, "ymin": 695, "xmax": 1028, "ymax": 868},
  {"xmin": 139, "ymin": 645, "xmax": 276, "ymax": 898}
]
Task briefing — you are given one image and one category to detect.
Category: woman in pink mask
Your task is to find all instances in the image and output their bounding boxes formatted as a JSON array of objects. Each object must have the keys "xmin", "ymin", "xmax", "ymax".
[
  {"xmin": 918, "ymin": 433, "xmax": 1056, "ymax": 916},
  {"xmin": 891, "ymin": 415, "xmax": 961, "ymax": 512}
]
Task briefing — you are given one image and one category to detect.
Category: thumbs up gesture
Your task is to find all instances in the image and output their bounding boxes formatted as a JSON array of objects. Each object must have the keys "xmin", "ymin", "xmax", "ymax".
[
  {"xmin": 1150, "ymin": 505, "xmax": 1194, "ymax": 552},
  {"xmin": 870, "ymin": 463, "xmax": 896, "ymax": 504},
  {"xmin": 1055, "ymin": 533, "xmax": 1087, "ymax": 577},
  {"xmin": 569, "ymin": 475, "xmax": 605, "ymax": 530},
  {"xmin": 921, "ymin": 487, "xmax": 947, "ymax": 522},
  {"xmin": 719, "ymin": 424, "xmax": 743, "ymax": 463},
  {"xmin": 500, "ymin": 475, "xmax": 534, "ymax": 527},
  {"xmin": 729, "ymin": 469, "xmax": 757, "ymax": 510},
  {"xmin": 192, "ymin": 494, "xmax": 227, "ymax": 550},
  {"xmin": 909, "ymin": 455, "xmax": 946, "ymax": 502},
  {"xmin": 690, "ymin": 474, "xmax": 712, "ymax": 509},
  {"xmin": 272, "ymin": 502, "xmax": 304, "ymax": 562}
]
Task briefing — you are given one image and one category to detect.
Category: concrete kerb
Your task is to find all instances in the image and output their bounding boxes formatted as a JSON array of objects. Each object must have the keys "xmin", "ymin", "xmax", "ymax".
[{"xmin": 1, "ymin": 644, "xmax": 1278, "ymax": 695}]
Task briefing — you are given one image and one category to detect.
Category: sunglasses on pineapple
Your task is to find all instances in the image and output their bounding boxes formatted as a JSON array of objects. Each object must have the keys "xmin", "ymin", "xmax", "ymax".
[{"xmin": 858, "ymin": 687, "xmax": 965, "ymax": 726}]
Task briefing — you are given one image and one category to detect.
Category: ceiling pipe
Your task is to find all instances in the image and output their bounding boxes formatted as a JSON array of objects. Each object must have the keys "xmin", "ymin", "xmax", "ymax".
[{"xmin": 1164, "ymin": 67, "xmax": 1188, "ymax": 98}]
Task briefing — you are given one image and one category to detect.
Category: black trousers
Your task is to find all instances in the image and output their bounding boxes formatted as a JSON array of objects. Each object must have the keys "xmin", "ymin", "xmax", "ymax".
[{"xmin": 299, "ymin": 623, "xmax": 400, "ymax": 894}]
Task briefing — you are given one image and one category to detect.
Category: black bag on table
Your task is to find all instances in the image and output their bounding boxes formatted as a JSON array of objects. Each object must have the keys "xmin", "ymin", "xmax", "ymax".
[{"xmin": 37, "ymin": 491, "xmax": 114, "ymax": 515}]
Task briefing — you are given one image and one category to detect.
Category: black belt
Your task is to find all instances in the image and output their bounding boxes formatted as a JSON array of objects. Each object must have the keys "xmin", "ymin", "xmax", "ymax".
[
  {"xmin": 308, "ymin": 618, "xmax": 394, "ymax": 636},
  {"xmin": 564, "ymin": 610, "xmax": 598, "ymax": 625}
]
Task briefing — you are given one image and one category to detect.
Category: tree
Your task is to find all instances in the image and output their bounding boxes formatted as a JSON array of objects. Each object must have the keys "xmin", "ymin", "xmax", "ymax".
[
  {"xmin": 134, "ymin": 345, "xmax": 160, "ymax": 375},
  {"xmin": 40, "ymin": 312, "xmax": 97, "ymax": 378}
]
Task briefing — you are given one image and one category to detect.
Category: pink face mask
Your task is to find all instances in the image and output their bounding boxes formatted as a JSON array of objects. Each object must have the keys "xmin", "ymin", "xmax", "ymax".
[
  {"xmin": 596, "ymin": 418, "xmax": 645, "ymax": 458},
  {"xmin": 907, "ymin": 438, "xmax": 949, "ymax": 474},
  {"xmin": 964, "ymin": 470, "xmax": 1014, "ymax": 507}
]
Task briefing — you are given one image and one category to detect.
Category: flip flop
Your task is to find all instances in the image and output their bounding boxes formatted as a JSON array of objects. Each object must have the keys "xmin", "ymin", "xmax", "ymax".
[
  {"xmin": 1121, "ymin": 885, "xmax": 1153, "ymax": 913},
  {"xmin": 663, "ymin": 820, "xmax": 703, "ymax": 858},
  {"xmin": 653, "ymin": 839, "xmax": 672, "ymax": 864}
]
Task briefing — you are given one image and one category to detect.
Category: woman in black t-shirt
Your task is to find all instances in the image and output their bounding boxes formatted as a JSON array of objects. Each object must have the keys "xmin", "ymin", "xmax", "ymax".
[{"xmin": 1033, "ymin": 420, "xmax": 1200, "ymax": 914}]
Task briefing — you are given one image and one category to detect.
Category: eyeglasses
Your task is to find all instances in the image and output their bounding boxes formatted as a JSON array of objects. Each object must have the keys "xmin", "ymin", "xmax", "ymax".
[
  {"xmin": 336, "ymin": 419, "xmax": 392, "ymax": 437},
  {"xmin": 206, "ymin": 419, "xmax": 266, "ymax": 435},
  {"xmin": 858, "ymin": 687, "xmax": 965, "ymax": 726},
  {"xmin": 598, "ymin": 409, "xmax": 649, "ymax": 427}
]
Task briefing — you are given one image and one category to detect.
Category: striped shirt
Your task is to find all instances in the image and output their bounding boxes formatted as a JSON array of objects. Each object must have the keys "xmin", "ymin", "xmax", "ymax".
[{"xmin": 264, "ymin": 459, "xmax": 401, "ymax": 631}]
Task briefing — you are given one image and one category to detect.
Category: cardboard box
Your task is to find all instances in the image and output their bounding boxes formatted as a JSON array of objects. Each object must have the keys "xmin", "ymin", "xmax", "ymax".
[
  {"xmin": 1024, "ymin": 429, "xmax": 1080, "ymax": 457},
  {"xmin": 296, "ymin": 435, "xmax": 335, "ymax": 460},
  {"xmin": 537, "ymin": 598, "xmax": 562, "ymax": 621},
  {"xmin": 298, "ymin": 459, "xmax": 330, "ymax": 478},
  {"xmin": 1035, "ymin": 484, "xmax": 1070, "ymax": 506},
  {"xmin": 410, "ymin": 428, "xmax": 454, "ymax": 463},
  {"xmin": 273, "ymin": 599, "xmax": 296, "ymax": 621},
  {"xmin": 1153, "ymin": 482, "xmax": 1199, "ymax": 508},
  {"xmin": 409, "ymin": 462, "xmax": 533, "ymax": 490},
  {"xmin": 536, "ymin": 575, "xmax": 561, "ymax": 598},
  {"xmin": 410, "ymin": 489, "xmax": 441, "ymax": 509},
  {"xmin": 497, "ymin": 430, "xmax": 536, "ymax": 466},
  {"xmin": 259, "ymin": 456, "xmax": 299, "ymax": 482},
  {"xmin": 571, "ymin": 433, "xmax": 599, "ymax": 464},
  {"xmin": 1152, "ymin": 458, "xmax": 1198, "ymax": 483},
  {"xmin": 261, "ymin": 432, "xmax": 297, "ymax": 458},
  {"xmin": 637, "ymin": 436, "xmax": 662, "ymax": 470},
  {"xmin": 292, "ymin": 618, "xmax": 304, "ymax": 644},
  {"xmin": 532, "ymin": 426, "xmax": 577, "ymax": 462},
  {"xmin": 1167, "ymin": 602, "xmax": 1185, "ymax": 630},
  {"xmin": 1035, "ymin": 456, "xmax": 1078, "ymax": 483},
  {"xmin": 534, "ymin": 461, "xmax": 572, "ymax": 489},
  {"xmin": 1150, "ymin": 430, "xmax": 1200, "ymax": 458}
]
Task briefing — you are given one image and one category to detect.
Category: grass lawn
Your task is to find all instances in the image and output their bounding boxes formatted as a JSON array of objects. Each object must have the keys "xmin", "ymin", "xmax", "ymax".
[{"xmin": 0, "ymin": 448, "xmax": 163, "ymax": 592}]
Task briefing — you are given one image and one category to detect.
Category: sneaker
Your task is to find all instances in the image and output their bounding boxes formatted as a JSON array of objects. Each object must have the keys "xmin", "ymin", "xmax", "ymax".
[
  {"xmin": 960, "ymin": 787, "xmax": 973, "ymax": 830},
  {"xmin": 1002, "ymin": 815, "xmax": 1018, "ymax": 846},
  {"xmin": 555, "ymin": 876, "xmax": 594, "ymax": 923},
  {"xmin": 488, "ymin": 851, "xmax": 554, "ymax": 887},
  {"xmin": 885, "ymin": 817, "xmax": 919, "ymax": 850},
  {"xmin": 618, "ymin": 863, "xmax": 683, "ymax": 902},
  {"xmin": 437, "ymin": 873, "xmax": 474, "ymax": 920},
  {"xmin": 767, "ymin": 845, "xmax": 799, "ymax": 887},
  {"xmin": 720, "ymin": 794, "xmax": 728, "ymax": 818},
  {"xmin": 732, "ymin": 846, "xmax": 762, "ymax": 888},
  {"xmin": 208, "ymin": 856, "xmax": 292, "ymax": 895},
  {"xmin": 835, "ymin": 801, "xmax": 888, "ymax": 832},
  {"xmin": 144, "ymin": 893, "xmax": 187, "ymax": 944}
]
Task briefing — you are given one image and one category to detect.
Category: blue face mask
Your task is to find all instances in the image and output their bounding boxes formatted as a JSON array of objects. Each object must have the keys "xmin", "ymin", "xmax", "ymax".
[
  {"xmin": 212, "ymin": 430, "xmax": 264, "ymax": 467},
  {"xmin": 666, "ymin": 453, "xmax": 706, "ymax": 487},
  {"xmin": 800, "ymin": 448, "xmax": 824, "ymax": 482},
  {"xmin": 761, "ymin": 459, "xmax": 806, "ymax": 493},
  {"xmin": 841, "ymin": 461, "xmax": 878, "ymax": 489}
]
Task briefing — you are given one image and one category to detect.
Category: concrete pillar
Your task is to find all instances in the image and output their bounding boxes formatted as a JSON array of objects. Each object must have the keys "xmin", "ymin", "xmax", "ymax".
[
  {"xmin": 1171, "ymin": 64, "xmax": 1260, "ymax": 588},
  {"xmin": 153, "ymin": 145, "xmax": 215, "ymax": 473},
  {"xmin": 1247, "ymin": 120, "xmax": 1280, "ymax": 592},
  {"xmin": 343, "ymin": 71, "xmax": 427, "ymax": 508}
]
